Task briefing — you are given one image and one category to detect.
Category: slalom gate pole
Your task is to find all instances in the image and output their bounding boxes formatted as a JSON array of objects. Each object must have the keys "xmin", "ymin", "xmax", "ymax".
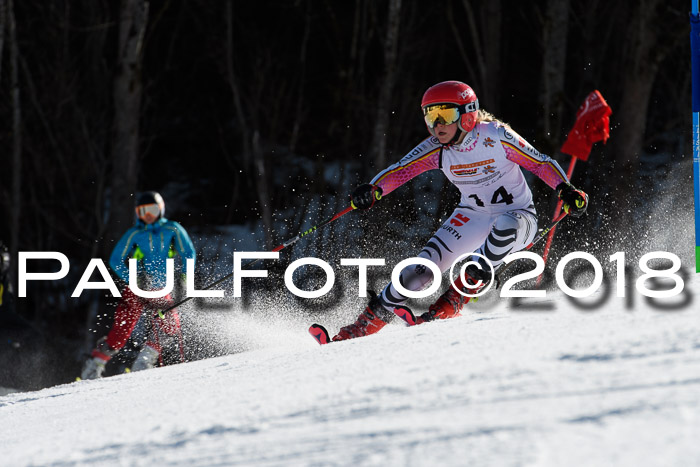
[
  {"xmin": 494, "ymin": 211, "xmax": 568, "ymax": 279},
  {"xmin": 161, "ymin": 205, "xmax": 355, "ymax": 313},
  {"xmin": 691, "ymin": 1, "xmax": 700, "ymax": 272},
  {"xmin": 536, "ymin": 157, "xmax": 578, "ymax": 286},
  {"xmin": 535, "ymin": 90, "xmax": 611, "ymax": 285}
]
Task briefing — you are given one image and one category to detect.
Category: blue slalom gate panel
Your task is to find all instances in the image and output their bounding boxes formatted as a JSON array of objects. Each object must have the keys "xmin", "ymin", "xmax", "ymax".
[{"xmin": 691, "ymin": 7, "xmax": 700, "ymax": 271}]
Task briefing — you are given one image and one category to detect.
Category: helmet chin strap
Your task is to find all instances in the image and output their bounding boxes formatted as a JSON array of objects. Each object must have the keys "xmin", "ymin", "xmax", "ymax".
[
  {"xmin": 444, "ymin": 110, "xmax": 472, "ymax": 146},
  {"xmin": 447, "ymin": 129, "xmax": 463, "ymax": 145}
]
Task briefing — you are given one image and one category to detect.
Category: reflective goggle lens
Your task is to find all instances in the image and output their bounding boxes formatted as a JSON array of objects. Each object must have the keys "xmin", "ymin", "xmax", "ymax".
[
  {"xmin": 135, "ymin": 203, "xmax": 161, "ymax": 223},
  {"xmin": 423, "ymin": 105, "xmax": 461, "ymax": 128}
]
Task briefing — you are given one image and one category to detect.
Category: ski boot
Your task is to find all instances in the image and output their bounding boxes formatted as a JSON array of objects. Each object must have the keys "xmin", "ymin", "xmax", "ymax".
[
  {"xmin": 131, "ymin": 344, "xmax": 160, "ymax": 371},
  {"xmin": 418, "ymin": 264, "xmax": 491, "ymax": 324},
  {"xmin": 332, "ymin": 293, "xmax": 391, "ymax": 341},
  {"xmin": 80, "ymin": 336, "xmax": 117, "ymax": 380},
  {"xmin": 80, "ymin": 357, "xmax": 107, "ymax": 380}
]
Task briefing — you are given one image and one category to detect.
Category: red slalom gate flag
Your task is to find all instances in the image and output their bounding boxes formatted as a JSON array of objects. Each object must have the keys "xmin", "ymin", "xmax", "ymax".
[{"xmin": 560, "ymin": 90, "xmax": 612, "ymax": 162}]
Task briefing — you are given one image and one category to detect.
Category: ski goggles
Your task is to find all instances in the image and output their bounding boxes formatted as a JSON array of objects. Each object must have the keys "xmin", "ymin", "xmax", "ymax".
[
  {"xmin": 423, "ymin": 102, "xmax": 479, "ymax": 128},
  {"xmin": 135, "ymin": 203, "xmax": 161, "ymax": 224}
]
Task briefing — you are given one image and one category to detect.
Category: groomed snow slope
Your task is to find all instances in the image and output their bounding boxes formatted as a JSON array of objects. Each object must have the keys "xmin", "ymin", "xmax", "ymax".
[{"xmin": 1, "ymin": 278, "xmax": 699, "ymax": 466}]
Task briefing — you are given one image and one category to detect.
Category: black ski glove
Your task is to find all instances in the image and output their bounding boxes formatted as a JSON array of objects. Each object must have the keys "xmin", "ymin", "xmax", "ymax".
[
  {"xmin": 351, "ymin": 183, "xmax": 383, "ymax": 210},
  {"xmin": 142, "ymin": 295, "xmax": 174, "ymax": 312},
  {"xmin": 556, "ymin": 182, "xmax": 589, "ymax": 218}
]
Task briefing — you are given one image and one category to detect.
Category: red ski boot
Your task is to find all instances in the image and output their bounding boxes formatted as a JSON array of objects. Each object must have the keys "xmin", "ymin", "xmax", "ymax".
[
  {"xmin": 418, "ymin": 265, "xmax": 490, "ymax": 323},
  {"xmin": 333, "ymin": 295, "xmax": 389, "ymax": 341}
]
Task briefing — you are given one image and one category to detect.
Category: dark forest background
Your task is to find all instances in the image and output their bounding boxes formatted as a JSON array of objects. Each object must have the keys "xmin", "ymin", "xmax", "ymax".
[{"xmin": 0, "ymin": 0, "xmax": 692, "ymax": 390}]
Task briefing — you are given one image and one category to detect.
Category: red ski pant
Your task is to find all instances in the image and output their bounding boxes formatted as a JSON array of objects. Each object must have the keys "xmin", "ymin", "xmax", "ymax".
[{"xmin": 105, "ymin": 286, "xmax": 180, "ymax": 355}]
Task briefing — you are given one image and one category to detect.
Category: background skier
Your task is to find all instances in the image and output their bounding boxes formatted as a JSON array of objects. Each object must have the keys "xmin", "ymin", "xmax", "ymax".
[
  {"xmin": 332, "ymin": 80, "xmax": 588, "ymax": 341},
  {"xmin": 81, "ymin": 191, "xmax": 196, "ymax": 379}
]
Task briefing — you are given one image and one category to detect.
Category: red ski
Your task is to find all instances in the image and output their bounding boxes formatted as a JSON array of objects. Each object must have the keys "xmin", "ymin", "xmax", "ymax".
[
  {"xmin": 308, "ymin": 324, "xmax": 331, "ymax": 345},
  {"xmin": 393, "ymin": 306, "xmax": 420, "ymax": 326},
  {"xmin": 309, "ymin": 305, "xmax": 425, "ymax": 346}
]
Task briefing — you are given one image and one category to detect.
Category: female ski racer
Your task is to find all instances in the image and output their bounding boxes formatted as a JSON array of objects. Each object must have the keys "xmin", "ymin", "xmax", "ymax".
[
  {"xmin": 81, "ymin": 191, "xmax": 196, "ymax": 379},
  {"xmin": 332, "ymin": 80, "xmax": 588, "ymax": 341}
]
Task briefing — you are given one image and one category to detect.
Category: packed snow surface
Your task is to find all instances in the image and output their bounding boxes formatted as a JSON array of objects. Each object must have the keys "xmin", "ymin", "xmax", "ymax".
[{"xmin": 2, "ymin": 275, "xmax": 699, "ymax": 466}]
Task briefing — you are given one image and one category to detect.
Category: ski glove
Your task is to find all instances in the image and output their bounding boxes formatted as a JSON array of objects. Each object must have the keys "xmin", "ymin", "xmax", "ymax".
[
  {"xmin": 142, "ymin": 295, "xmax": 174, "ymax": 312},
  {"xmin": 556, "ymin": 182, "xmax": 589, "ymax": 218},
  {"xmin": 351, "ymin": 183, "xmax": 383, "ymax": 210}
]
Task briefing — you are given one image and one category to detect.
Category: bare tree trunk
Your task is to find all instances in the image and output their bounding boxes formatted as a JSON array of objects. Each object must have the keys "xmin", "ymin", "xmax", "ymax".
[
  {"xmin": 8, "ymin": 0, "xmax": 20, "ymax": 303},
  {"xmin": 612, "ymin": 0, "xmax": 661, "ymax": 170},
  {"xmin": 482, "ymin": 0, "xmax": 502, "ymax": 112},
  {"xmin": 107, "ymin": 0, "xmax": 149, "ymax": 245},
  {"xmin": 539, "ymin": 0, "xmax": 570, "ymax": 155},
  {"xmin": 340, "ymin": 0, "xmax": 372, "ymax": 155},
  {"xmin": 370, "ymin": 0, "xmax": 401, "ymax": 169},
  {"xmin": 448, "ymin": 0, "xmax": 502, "ymax": 111},
  {"xmin": 0, "ymin": 0, "xmax": 6, "ymax": 82},
  {"xmin": 225, "ymin": 1, "xmax": 273, "ymax": 247},
  {"xmin": 225, "ymin": 0, "xmax": 251, "ymax": 167},
  {"xmin": 609, "ymin": 0, "xmax": 670, "ymax": 227},
  {"xmin": 289, "ymin": 0, "xmax": 311, "ymax": 154},
  {"xmin": 253, "ymin": 132, "xmax": 273, "ymax": 248},
  {"xmin": 348, "ymin": 0, "xmax": 363, "ymax": 80}
]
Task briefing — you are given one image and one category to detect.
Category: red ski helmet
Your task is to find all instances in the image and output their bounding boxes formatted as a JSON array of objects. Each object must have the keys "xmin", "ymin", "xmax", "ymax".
[{"xmin": 421, "ymin": 81, "xmax": 479, "ymax": 134}]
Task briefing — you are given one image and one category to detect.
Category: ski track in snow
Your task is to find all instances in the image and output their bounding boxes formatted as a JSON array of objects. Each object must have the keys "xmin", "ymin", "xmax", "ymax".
[{"xmin": 1, "ymin": 277, "xmax": 699, "ymax": 466}]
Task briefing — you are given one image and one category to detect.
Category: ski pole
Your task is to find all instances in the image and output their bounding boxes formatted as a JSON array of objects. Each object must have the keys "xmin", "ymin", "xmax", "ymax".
[{"xmin": 161, "ymin": 205, "xmax": 355, "ymax": 313}]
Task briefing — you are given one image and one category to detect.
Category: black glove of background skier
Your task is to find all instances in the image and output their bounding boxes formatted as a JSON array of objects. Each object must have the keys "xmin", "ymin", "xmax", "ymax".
[
  {"xmin": 351, "ymin": 183, "xmax": 383, "ymax": 210},
  {"xmin": 142, "ymin": 295, "xmax": 174, "ymax": 312},
  {"xmin": 556, "ymin": 182, "xmax": 588, "ymax": 218}
]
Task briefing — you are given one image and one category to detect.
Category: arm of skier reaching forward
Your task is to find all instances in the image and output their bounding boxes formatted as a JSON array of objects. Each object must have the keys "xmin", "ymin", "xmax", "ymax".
[
  {"xmin": 498, "ymin": 125, "xmax": 588, "ymax": 217},
  {"xmin": 351, "ymin": 137, "xmax": 442, "ymax": 210}
]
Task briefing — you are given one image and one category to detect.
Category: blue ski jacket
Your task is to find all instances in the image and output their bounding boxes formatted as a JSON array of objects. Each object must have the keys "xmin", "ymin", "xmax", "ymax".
[{"xmin": 109, "ymin": 218, "xmax": 196, "ymax": 290}]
